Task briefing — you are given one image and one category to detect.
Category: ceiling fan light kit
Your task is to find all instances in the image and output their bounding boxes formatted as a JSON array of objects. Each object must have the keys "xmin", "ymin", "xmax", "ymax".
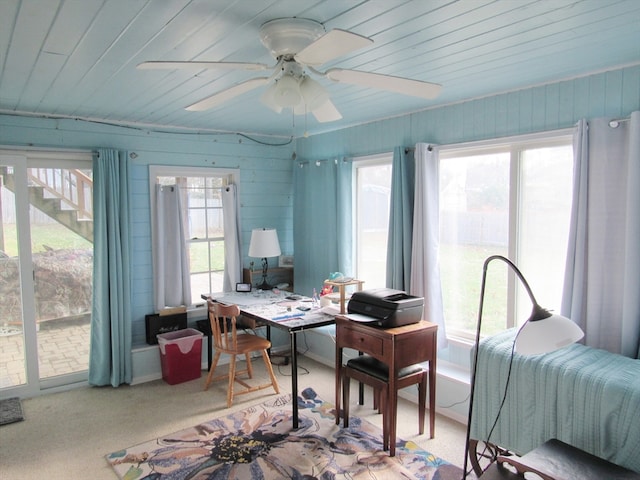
[
  {"xmin": 299, "ymin": 77, "xmax": 329, "ymax": 111},
  {"xmin": 139, "ymin": 17, "xmax": 442, "ymax": 124},
  {"xmin": 271, "ymin": 74, "xmax": 302, "ymax": 107}
]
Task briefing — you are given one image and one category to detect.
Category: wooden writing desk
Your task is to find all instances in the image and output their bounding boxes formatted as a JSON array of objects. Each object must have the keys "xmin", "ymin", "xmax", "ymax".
[{"xmin": 334, "ymin": 316, "xmax": 438, "ymax": 454}]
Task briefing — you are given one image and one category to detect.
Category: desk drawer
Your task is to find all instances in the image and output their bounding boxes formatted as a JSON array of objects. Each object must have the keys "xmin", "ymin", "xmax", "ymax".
[{"xmin": 340, "ymin": 325, "xmax": 384, "ymax": 355}]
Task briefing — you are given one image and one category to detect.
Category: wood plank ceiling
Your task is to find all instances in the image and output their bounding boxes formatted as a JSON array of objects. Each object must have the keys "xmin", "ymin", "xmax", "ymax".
[{"xmin": 1, "ymin": 0, "xmax": 639, "ymax": 138}]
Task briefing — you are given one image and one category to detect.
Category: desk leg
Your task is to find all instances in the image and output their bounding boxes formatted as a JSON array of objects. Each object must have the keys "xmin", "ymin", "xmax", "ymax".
[
  {"xmin": 266, "ymin": 325, "xmax": 271, "ymax": 356},
  {"xmin": 335, "ymin": 346, "xmax": 342, "ymax": 425},
  {"xmin": 389, "ymin": 373, "xmax": 398, "ymax": 457},
  {"xmin": 429, "ymin": 339, "xmax": 436, "ymax": 438},
  {"xmin": 290, "ymin": 331, "xmax": 299, "ymax": 429}
]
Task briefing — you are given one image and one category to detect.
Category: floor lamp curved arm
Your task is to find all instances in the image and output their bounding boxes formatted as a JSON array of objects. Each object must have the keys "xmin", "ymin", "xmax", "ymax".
[{"xmin": 461, "ymin": 255, "xmax": 584, "ymax": 479}]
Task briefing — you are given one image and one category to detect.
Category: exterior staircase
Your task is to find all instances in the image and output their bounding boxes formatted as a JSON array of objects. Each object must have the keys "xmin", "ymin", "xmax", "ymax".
[{"xmin": 1, "ymin": 167, "xmax": 93, "ymax": 243}]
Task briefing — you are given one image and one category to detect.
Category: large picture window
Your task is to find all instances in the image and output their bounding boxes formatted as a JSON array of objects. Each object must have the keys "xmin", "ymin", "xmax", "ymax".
[
  {"xmin": 438, "ymin": 133, "xmax": 574, "ymax": 339},
  {"xmin": 354, "ymin": 153, "xmax": 392, "ymax": 289}
]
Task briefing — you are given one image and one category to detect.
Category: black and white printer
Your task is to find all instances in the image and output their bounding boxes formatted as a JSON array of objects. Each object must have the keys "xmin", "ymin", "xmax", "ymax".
[{"xmin": 346, "ymin": 288, "xmax": 424, "ymax": 328}]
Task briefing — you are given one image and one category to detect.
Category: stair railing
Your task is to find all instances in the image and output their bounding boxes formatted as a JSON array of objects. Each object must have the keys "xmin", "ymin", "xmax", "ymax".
[{"xmin": 28, "ymin": 168, "xmax": 93, "ymax": 220}]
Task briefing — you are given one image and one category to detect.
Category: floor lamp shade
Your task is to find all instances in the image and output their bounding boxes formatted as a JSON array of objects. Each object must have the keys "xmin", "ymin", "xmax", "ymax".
[
  {"xmin": 515, "ymin": 312, "xmax": 584, "ymax": 355},
  {"xmin": 462, "ymin": 255, "xmax": 584, "ymax": 479}
]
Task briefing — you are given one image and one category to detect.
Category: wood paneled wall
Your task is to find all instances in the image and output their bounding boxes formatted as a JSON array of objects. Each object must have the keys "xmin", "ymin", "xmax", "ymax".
[
  {"xmin": 295, "ymin": 65, "xmax": 640, "ymax": 160},
  {"xmin": 1, "ymin": 65, "xmax": 638, "ymax": 345},
  {"xmin": 0, "ymin": 116, "xmax": 295, "ymax": 345}
]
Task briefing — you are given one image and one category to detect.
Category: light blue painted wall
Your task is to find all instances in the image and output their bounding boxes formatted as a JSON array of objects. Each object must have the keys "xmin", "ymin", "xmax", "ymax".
[
  {"xmin": 0, "ymin": 115, "xmax": 295, "ymax": 345},
  {"xmin": 294, "ymin": 65, "xmax": 640, "ymax": 159},
  {"xmin": 1, "ymin": 65, "xmax": 638, "ymax": 351}
]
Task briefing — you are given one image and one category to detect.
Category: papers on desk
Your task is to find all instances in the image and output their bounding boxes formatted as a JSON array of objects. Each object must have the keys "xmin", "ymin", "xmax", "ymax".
[
  {"xmin": 319, "ymin": 304, "xmax": 341, "ymax": 316},
  {"xmin": 272, "ymin": 311, "xmax": 305, "ymax": 321},
  {"xmin": 207, "ymin": 291, "xmax": 283, "ymax": 307},
  {"xmin": 204, "ymin": 291, "xmax": 339, "ymax": 329}
]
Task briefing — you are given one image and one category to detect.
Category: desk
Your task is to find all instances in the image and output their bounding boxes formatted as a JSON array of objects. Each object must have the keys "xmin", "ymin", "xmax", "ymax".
[
  {"xmin": 334, "ymin": 316, "xmax": 437, "ymax": 455},
  {"xmin": 204, "ymin": 291, "xmax": 336, "ymax": 428}
]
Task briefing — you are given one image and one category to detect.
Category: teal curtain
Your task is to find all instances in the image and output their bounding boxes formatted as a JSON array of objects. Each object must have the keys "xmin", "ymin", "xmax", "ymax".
[
  {"xmin": 293, "ymin": 158, "xmax": 353, "ymax": 297},
  {"xmin": 89, "ymin": 148, "xmax": 132, "ymax": 386},
  {"xmin": 386, "ymin": 147, "xmax": 415, "ymax": 290}
]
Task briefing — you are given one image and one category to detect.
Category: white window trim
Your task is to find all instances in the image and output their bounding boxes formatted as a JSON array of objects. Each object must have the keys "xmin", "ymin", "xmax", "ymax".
[{"xmin": 438, "ymin": 128, "xmax": 573, "ymax": 156}]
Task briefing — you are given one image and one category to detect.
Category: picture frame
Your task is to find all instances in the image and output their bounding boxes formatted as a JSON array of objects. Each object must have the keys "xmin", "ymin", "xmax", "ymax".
[{"xmin": 279, "ymin": 255, "xmax": 294, "ymax": 268}]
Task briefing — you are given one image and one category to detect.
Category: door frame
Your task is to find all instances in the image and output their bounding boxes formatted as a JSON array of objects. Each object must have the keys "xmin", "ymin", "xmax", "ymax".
[{"xmin": 1, "ymin": 150, "xmax": 93, "ymax": 398}]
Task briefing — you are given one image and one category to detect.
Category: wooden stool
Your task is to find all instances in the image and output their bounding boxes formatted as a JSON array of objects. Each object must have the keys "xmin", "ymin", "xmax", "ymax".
[{"xmin": 342, "ymin": 354, "xmax": 429, "ymax": 456}]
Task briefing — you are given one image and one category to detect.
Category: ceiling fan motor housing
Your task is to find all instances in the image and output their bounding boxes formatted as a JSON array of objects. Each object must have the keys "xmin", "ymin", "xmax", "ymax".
[{"xmin": 259, "ymin": 18, "xmax": 325, "ymax": 58}]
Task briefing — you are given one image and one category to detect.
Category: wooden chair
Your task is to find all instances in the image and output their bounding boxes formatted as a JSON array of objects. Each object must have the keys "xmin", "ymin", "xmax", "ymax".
[
  {"xmin": 203, "ymin": 299, "xmax": 279, "ymax": 407},
  {"xmin": 342, "ymin": 354, "xmax": 428, "ymax": 456}
]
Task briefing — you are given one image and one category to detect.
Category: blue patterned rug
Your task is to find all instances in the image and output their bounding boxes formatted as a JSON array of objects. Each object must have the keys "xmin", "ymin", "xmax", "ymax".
[{"xmin": 107, "ymin": 388, "xmax": 461, "ymax": 479}]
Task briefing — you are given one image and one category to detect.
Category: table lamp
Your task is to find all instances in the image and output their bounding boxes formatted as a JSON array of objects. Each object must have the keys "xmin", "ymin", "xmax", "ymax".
[
  {"xmin": 248, "ymin": 228, "xmax": 282, "ymax": 290},
  {"xmin": 462, "ymin": 255, "xmax": 584, "ymax": 479}
]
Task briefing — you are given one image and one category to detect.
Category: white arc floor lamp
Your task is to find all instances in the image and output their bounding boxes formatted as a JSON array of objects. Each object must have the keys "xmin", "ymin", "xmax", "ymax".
[{"xmin": 462, "ymin": 255, "xmax": 584, "ymax": 479}]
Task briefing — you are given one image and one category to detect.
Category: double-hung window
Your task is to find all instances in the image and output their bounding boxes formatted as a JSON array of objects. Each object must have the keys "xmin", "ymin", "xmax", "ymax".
[
  {"xmin": 438, "ymin": 133, "xmax": 574, "ymax": 339},
  {"xmin": 149, "ymin": 166, "xmax": 238, "ymax": 306}
]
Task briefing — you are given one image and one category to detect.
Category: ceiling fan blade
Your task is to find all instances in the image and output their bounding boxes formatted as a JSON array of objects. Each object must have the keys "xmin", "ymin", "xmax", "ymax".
[
  {"xmin": 295, "ymin": 29, "xmax": 372, "ymax": 66},
  {"xmin": 137, "ymin": 61, "xmax": 268, "ymax": 71},
  {"xmin": 186, "ymin": 77, "xmax": 269, "ymax": 111},
  {"xmin": 325, "ymin": 68, "xmax": 442, "ymax": 99},
  {"xmin": 312, "ymin": 99, "xmax": 342, "ymax": 123}
]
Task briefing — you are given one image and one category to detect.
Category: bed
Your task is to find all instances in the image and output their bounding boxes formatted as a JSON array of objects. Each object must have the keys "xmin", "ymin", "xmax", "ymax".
[{"xmin": 469, "ymin": 329, "xmax": 640, "ymax": 474}]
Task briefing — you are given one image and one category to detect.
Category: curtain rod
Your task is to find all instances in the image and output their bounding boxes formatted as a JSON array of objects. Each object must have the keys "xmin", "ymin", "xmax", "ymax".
[
  {"xmin": 94, "ymin": 151, "xmax": 138, "ymax": 159},
  {"xmin": 297, "ymin": 158, "xmax": 348, "ymax": 167},
  {"xmin": 609, "ymin": 116, "xmax": 630, "ymax": 128},
  {"xmin": 405, "ymin": 144, "xmax": 433, "ymax": 154}
]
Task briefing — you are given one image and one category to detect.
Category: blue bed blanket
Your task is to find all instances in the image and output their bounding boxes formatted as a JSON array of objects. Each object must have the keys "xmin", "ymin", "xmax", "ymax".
[{"xmin": 470, "ymin": 329, "xmax": 640, "ymax": 472}]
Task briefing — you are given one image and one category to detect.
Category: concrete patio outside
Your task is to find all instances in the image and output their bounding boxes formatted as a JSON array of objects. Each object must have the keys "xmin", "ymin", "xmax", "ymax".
[{"xmin": 0, "ymin": 315, "xmax": 90, "ymax": 388}]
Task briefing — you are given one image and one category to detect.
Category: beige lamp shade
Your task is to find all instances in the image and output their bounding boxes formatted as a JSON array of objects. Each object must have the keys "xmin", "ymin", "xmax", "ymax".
[{"xmin": 248, "ymin": 228, "xmax": 281, "ymax": 258}]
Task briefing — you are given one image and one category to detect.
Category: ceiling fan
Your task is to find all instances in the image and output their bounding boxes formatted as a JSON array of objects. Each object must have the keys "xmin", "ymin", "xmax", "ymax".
[{"xmin": 138, "ymin": 18, "xmax": 442, "ymax": 123}]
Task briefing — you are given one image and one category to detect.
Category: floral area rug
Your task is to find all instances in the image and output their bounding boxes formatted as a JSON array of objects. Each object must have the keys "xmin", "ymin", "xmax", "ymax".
[{"xmin": 106, "ymin": 387, "xmax": 462, "ymax": 479}]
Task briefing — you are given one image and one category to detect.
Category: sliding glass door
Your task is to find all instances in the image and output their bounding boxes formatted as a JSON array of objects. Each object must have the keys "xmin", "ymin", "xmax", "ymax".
[
  {"xmin": 0, "ymin": 152, "xmax": 93, "ymax": 397},
  {"xmin": 0, "ymin": 155, "xmax": 33, "ymax": 392}
]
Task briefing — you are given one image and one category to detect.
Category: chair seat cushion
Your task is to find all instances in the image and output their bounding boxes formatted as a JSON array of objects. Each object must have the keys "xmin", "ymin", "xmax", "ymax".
[
  {"xmin": 346, "ymin": 355, "xmax": 423, "ymax": 382},
  {"xmin": 230, "ymin": 334, "xmax": 271, "ymax": 353}
]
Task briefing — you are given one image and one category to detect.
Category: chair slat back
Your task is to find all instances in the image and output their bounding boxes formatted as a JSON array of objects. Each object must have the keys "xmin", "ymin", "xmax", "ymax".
[{"xmin": 208, "ymin": 300, "xmax": 241, "ymax": 352}]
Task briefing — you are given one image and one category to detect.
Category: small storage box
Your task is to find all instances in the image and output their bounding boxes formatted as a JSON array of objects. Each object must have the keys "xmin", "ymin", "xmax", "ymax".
[
  {"xmin": 145, "ymin": 312, "xmax": 187, "ymax": 345},
  {"xmin": 157, "ymin": 328, "xmax": 203, "ymax": 385}
]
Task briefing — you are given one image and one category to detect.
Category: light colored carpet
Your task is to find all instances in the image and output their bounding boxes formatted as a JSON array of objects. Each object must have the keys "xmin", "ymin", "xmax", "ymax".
[{"xmin": 1, "ymin": 355, "xmax": 467, "ymax": 479}]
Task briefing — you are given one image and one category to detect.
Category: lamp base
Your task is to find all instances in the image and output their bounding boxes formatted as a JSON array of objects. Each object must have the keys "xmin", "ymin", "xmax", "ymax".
[
  {"xmin": 256, "ymin": 276, "xmax": 273, "ymax": 290},
  {"xmin": 256, "ymin": 279, "xmax": 273, "ymax": 290}
]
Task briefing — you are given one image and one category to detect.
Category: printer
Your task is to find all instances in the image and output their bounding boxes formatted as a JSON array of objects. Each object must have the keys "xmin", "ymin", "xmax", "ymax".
[{"xmin": 346, "ymin": 288, "xmax": 424, "ymax": 328}]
